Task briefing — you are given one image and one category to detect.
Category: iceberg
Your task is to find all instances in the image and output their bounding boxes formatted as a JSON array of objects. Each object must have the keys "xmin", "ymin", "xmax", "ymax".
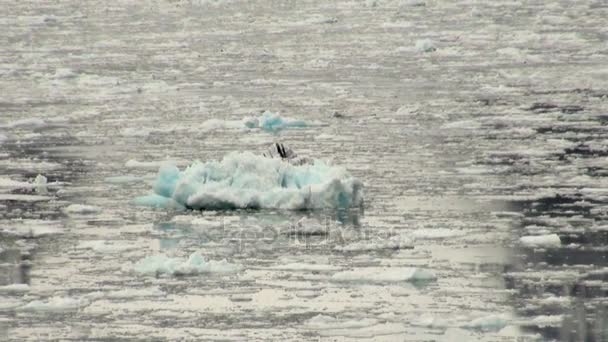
[
  {"xmin": 134, "ymin": 252, "xmax": 241, "ymax": 276},
  {"xmin": 135, "ymin": 151, "xmax": 363, "ymax": 210}
]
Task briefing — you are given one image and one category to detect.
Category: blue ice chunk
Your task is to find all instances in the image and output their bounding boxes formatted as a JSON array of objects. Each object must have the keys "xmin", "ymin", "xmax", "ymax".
[{"xmin": 134, "ymin": 152, "xmax": 364, "ymax": 211}]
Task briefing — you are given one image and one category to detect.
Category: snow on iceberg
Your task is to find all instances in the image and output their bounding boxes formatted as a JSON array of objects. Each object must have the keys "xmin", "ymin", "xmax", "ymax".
[
  {"xmin": 134, "ymin": 252, "xmax": 241, "ymax": 276},
  {"xmin": 135, "ymin": 151, "xmax": 364, "ymax": 210},
  {"xmin": 200, "ymin": 111, "xmax": 312, "ymax": 133}
]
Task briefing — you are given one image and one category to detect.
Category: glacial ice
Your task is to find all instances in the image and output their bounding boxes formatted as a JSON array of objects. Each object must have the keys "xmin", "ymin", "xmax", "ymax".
[
  {"xmin": 20, "ymin": 296, "xmax": 88, "ymax": 312},
  {"xmin": 200, "ymin": 111, "xmax": 311, "ymax": 133},
  {"xmin": 519, "ymin": 234, "xmax": 561, "ymax": 247},
  {"xmin": 415, "ymin": 39, "xmax": 436, "ymax": 52},
  {"xmin": 134, "ymin": 252, "xmax": 241, "ymax": 276},
  {"xmin": 135, "ymin": 151, "xmax": 363, "ymax": 210},
  {"xmin": 2, "ymin": 118, "xmax": 47, "ymax": 129},
  {"xmin": 63, "ymin": 204, "xmax": 102, "ymax": 215},
  {"xmin": 0, "ymin": 284, "xmax": 30, "ymax": 293},
  {"xmin": 331, "ymin": 267, "xmax": 436, "ymax": 283}
]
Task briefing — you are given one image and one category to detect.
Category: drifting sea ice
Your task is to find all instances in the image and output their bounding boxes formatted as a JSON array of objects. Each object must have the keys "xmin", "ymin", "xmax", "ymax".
[
  {"xmin": 415, "ymin": 39, "xmax": 436, "ymax": 52},
  {"xmin": 135, "ymin": 151, "xmax": 363, "ymax": 210},
  {"xmin": 519, "ymin": 234, "xmax": 561, "ymax": 247},
  {"xmin": 134, "ymin": 252, "xmax": 241, "ymax": 276},
  {"xmin": 200, "ymin": 111, "xmax": 312, "ymax": 133},
  {"xmin": 331, "ymin": 267, "xmax": 436, "ymax": 283},
  {"xmin": 63, "ymin": 204, "xmax": 102, "ymax": 215},
  {"xmin": 20, "ymin": 296, "xmax": 88, "ymax": 313}
]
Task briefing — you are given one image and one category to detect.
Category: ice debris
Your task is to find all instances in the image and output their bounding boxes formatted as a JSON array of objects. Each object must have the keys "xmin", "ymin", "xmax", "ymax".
[
  {"xmin": 63, "ymin": 204, "xmax": 102, "ymax": 215},
  {"xmin": 20, "ymin": 296, "xmax": 88, "ymax": 312},
  {"xmin": 519, "ymin": 234, "xmax": 561, "ymax": 247},
  {"xmin": 415, "ymin": 39, "xmax": 436, "ymax": 52},
  {"xmin": 331, "ymin": 267, "xmax": 436, "ymax": 283},
  {"xmin": 200, "ymin": 111, "xmax": 312, "ymax": 133},
  {"xmin": 135, "ymin": 151, "xmax": 363, "ymax": 210},
  {"xmin": 134, "ymin": 252, "xmax": 241, "ymax": 276}
]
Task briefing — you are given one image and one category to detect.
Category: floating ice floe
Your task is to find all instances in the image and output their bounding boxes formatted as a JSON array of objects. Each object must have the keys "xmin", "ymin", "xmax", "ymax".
[
  {"xmin": 519, "ymin": 234, "xmax": 561, "ymax": 247},
  {"xmin": 134, "ymin": 252, "xmax": 241, "ymax": 276},
  {"xmin": 2, "ymin": 118, "xmax": 47, "ymax": 129},
  {"xmin": 86, "ymin": 287, "xmax": 165, "ymax": 300},
  {"xmin": 200, "ymin": 111, "xmax": 314, "ymax": 133},
  {"xmin": 415, "ymin": 39, "xmax": 436, "ymax": 52},
  {"xmin": 135, "ymin": 151, "xmax": 363, "ymax": 210},
  {"xmin": 331, "ymin": 267, "xmax": 436, "ymax": 283},
  {"xmin": 0, "ymin": 284, "xmax": 30, "ymax": 293},
  {"xmin": 76, "ymin": 240, "xmax": 138, "ymax": 253},
  {"xmin": 20, "ymin": 296, "xmax": 88, "ymax": 312},
  {"xmin": 125, "ymin": 159, "xmax": 181, "ymax": 170},
  {"xmin": 63, "ymin": 204, "xmax": 102, "ymax": 215},
  {"xmin": 411, "ymin": 228, "xmax": 466, "ymax": 239},
  {"xmin": 334, "ymin": 236, "xmax": 412, "ymax": 252},
  {"xmin": 0, "ymin": 219, "xmax": 62, "ymax": 237},
  {"xmin": 305, "ymin": 315, "xmax": 406, "ymax": 338},
  {"xmin": 462, "ymin": 314, "xmax": 510, "ymax": 332},
  {"xmin": 0, "ymin": 175, "xmax": 53, "ymax": 194}
]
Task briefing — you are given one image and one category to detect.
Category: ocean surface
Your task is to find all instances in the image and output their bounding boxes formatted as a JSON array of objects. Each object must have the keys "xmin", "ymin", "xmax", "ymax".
[{"xmin": 1, "ymin": 0, "xmax": 607, "ymax": 341}]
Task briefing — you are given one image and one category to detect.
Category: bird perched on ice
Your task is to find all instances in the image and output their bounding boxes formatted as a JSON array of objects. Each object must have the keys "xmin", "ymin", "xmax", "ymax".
[{"xmin": 263, "ymin": 143, "xmax": 313, "ymax": 166}]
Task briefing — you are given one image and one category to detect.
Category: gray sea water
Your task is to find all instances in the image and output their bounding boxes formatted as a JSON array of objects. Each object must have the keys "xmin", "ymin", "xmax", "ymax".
[{"xmin": 1, "ymin": 0, "xmax": 607, "ymax": 341}]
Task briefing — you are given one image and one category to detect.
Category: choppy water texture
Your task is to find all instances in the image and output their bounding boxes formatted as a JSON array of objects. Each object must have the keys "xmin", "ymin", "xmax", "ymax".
[{"xmin": 1, "ymin": 0, "xmax": 608, "ymax": 341}]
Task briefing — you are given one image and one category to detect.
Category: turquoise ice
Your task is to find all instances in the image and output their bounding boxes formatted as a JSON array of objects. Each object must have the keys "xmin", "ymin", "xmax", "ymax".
[{"xmin": 134, "ymin": 152, "xmax": 364, "ymax": 210}]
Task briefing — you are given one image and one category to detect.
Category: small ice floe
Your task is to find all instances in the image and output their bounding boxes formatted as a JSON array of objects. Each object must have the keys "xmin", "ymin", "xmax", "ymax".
[
  {"xmin": 331, "ymin": 267, "xmax": 436, "ymax": 283},
  {"xmin": 63, "ymin": 204, "xmax": 102, "ymax": 215},
  {"xmin": 0, "ymin": 219, "xmax": 62, "ymax": 237},
  {"xmin": 2, "ymin": 118, "xmax": 47, "ymax": 130},
  {"xmin": 305, "ymin": 315, "xmax": 406, "ymax": 338},
  {"xmin": 199, "ymin": 111, "xmax": 314, "ymax": 133},
  {"xmin": 20, "ymin": 296, "xmax": 89, "ymax": 313},
  {"xmin": 334, "ymin": 236, "xmax": 412, "ymax": 252},
  {"xmin": 134, "ymin": 252, "xmax": 241, "ymax": 276},
  {"xmin": 462, "ymin": 314, "xmax": 510, "ymax": 332},
  {"xmin": 519, "ymin": 234, "xmax": 561, "ymax": 248},
  {"xmin": 86, "ymin": 287, "xmax": 165, "ymax": 300},
  {"xmin": 0, "ymin": 175, "xmax": 53, "ymax": 194},
  {"xmin": 120, "ymin": 127, "xmax": 153, "ymax": 137},
  {"xmin": 527, "ymin": 315, "xmax": 563, "ymax": 328},
  {"xmin": 52, "ymin": 67, "xmax": 78, "ymax": 79},
  {"xmin": 270, "ymin": 263, "xmax": 340, "ymax": 272},
  {"xmin": 125, "ymin": 159, "xmax": 179, "ymax": 170},
  {"xmin": 104, "ymin": 175, "xmax": 142, "ymax": 184},
  {"xmin": 415, "ymin": 39, "xmax": 436, "ymax": 53},
  {"xmin": 135, "ymin": 151, "xmax": 363, "ymax": 210},
  {"xmin": 0, "ymin": 283, "xmax": 30, "ymax": 293},
  {"xmin": 76, "ymin": 240, "xmax": 137, "ymax": 253},
  {"xmin": 411, "ymin": 228, "xmax": 466, "ymax": 239}
]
